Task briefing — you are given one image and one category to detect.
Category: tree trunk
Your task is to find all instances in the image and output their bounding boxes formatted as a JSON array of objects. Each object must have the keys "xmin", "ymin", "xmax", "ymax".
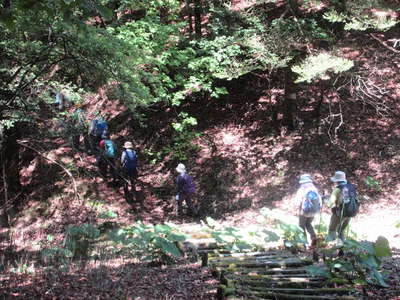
[
  {"xmin": 194, "ymin": 0, "xmax": 202, "ymax": 38},
  {"xmin": 0, "ymin": 126, "xmax": 22, "ymax": 227},
  {"xmin": 186, "ymin": 0, "xmax": 194, "ymax": 38},
  {"xmin": 282, "ymin": 67, "xmax": 298, "ymax": 132}
]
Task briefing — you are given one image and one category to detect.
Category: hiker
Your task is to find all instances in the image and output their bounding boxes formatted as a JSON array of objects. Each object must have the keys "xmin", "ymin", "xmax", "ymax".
[
  {"xmin": 326, "ymin": 171, "xmax": 359, "ymax": 246},
  {"xmin": 69, "ymin": 102, "xmax": 87, "ymax": 150},
  {"xmin": 53, "ymin": 89, "xmax": 71, "ymax": 111},
  {"xmin": 295, "ymin": 174, "xmax": 322, "ymax": 248},
  {"xmin": 88, "ymin": 118, "xmax": 108, "ymax": 155},
  {"xmin": 98, "ymin": 132, "xmax": 118, "ymax": 183},
  {"xmin": 121, "ymin": 141, "xmax": 138, "ymax": 198},
  {"xmin": 175, "ymin": 163, "xmax": 197, "ymax": 217}
]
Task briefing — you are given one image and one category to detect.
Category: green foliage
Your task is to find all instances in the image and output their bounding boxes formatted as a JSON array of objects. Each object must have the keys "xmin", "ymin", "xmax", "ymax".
[
  {"xmin": 98, "ymin": 210, "xmax": 118, "ymax": 219},
  {"xmin": 364, "ymin": 176, "xmax": 382, "ymax": 192},
  {"xmin": 64, "ymin": 224, "xmax": 101, "ymax": 258},
  {"xmin": 41, "ymin": 247, "xmax": 73, "ymax": 265},
  {"xmin": 292, "ymin": 53, "xmax": 354, "ymax": 83},
  {"xmin": 323, "ymin": 1, "xmax": 398, "ymax": 32},
  {"xmin": 203, "ymin": 217, "xmax": 278, "ymax": 252},
  {"xmin": 108, "ymin": 222, "xmax": 187, "ymax": 264},
  {"xmin": 260, "ymin": 207, "xmax": 306, "ymax": 248},
  {"xmin": 308, "ymin": 236, "xmax": 392, "ymax": 287},
  {"xmin": 163, "ymin": 112, "xmax": 201, "ymax": 162}
]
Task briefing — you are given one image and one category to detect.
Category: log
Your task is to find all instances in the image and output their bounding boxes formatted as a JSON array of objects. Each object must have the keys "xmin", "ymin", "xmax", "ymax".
[
  {"xmin": 238, "ymin": 286, "xmax": 354, "ymax": 296},
  {"xmin": 209, "ymin": 253, "xmax": 295, "ymax": 263},
  {"xmin": 236, "ymin": 290, "xmax": 356, "ymax": 300},
  {"xmin": 210, "ymin": 257, "xmax": 312, "ymax": 269},
  {"xmin": 225, "ymin": 273, "xmax": 325, "ymax": 283},
  {"xmin": 225, "ymin": 277, "xmax": 324, "ymax": 289},
  {"xmin": 212, "ymin": 266, "xmax": 310, "ymax": 277}
]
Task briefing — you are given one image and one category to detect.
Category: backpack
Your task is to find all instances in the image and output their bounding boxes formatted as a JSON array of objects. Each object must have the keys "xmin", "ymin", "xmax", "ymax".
[
  {"xmin": 91, "ymin": 119, "xmax": 108, "ymax": 137},
  {"xmin": 301, "ymin": 190, "xmax": 321, "ymax": 214},
  {"xmin": 182, "ymin": 174, "xmax": 196, "ymax": 194},
  {"xmin": 338, "ymin": 183, "xmax": 359, "ymax": 217},
  {"xmin": 104, "ymin": 140, "xmax": 116, "ymax": 158},
  {"xmin": 122, "ymin": 150, "xmax": 137, "ymax": 172}
]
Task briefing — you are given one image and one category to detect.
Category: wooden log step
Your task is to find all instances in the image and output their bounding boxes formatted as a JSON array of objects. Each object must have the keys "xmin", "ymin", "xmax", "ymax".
[
  {"xmin": 232, "ymin": 291, "xmax": 356, "ymax": 300},
  {"xmin": 212, "ymin": 266, "xmax": 310, "ymax": 277},
  {"xmin": 218, "ymin": 285, "xmax": 356, "ymax": 300},
  {"xmin": 224, "ymin": 278, "xmax": 324, "ymax": 289},
  {"xmin": 209, "ymin": 250, "xmax": 290, "ymax": 258},
  {"xmin": 210, "ymin": 257, "xmax": 313, "ymax": 269},
  {"xmin": 224, "ymin": 273, "xmax": 325, "ymax": 283},
  {"xmin": 209, "ymin": 253, "xmax": 295, "ymax": 262},
  {"xmin": 237, "ymin": 286, "xmax": 354, "ymax": 296}
]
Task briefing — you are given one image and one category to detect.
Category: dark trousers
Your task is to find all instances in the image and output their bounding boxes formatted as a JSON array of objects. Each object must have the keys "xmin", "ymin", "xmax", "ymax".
[
  {"xmin": 177, "ymin": 192, "xmax": 197, "ymax": 216},
  {"xmin": 89, "ymin": 135, "xmax": 101, "ymax": 155},
  {"xmin": 123, "ymin": 168, "xmax": 138, "ymax": 202},
  {"xmin": 72, "ymin": 134, "xmax": 81, "ymax": 149},
  {"xmin": 98, "ymin": 156, "xmax": 117, "ymax": 181},
  {"xmin": 328, "ymin": 211, "xmax": 351, "ymax": 241},
  {"xmin": 299, "ymin": 215, "xmax": 316, "ymax": 243}
]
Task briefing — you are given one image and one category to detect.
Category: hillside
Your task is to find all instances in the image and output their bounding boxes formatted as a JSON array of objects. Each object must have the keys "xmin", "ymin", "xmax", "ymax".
[
  {"xmin": 1, "ymin": 0, "xmax": 400, "ymax": 299},
  {"xmin": 1, "ymin": 24, "xmax": 400, "ymax": 299}
]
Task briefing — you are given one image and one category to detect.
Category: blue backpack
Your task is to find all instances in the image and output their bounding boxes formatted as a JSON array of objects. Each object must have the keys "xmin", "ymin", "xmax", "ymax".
[
  {"xmin": 123, "ymin": 150, "xmax": 137, "ymax": 172},
  {"xmin": 91, "ymin": 119, "xmax": 108, "ymax": 137},
  {"xmin": 302, "ymin": 190, "xmax": 320, "ymax": 214},
  {"xmin": 104, "ymin": 140, "xmax": 116, "ymax": 158}
]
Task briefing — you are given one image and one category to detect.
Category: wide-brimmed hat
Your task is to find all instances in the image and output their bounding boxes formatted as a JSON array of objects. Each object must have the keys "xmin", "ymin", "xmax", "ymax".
[
  {"xmin": 176, "ymin": 163, "xmax": 186, "ymax": 173},
  {"xmin": 299, "ymin": 174, "xmax": 313, "ymax": 184},
  {"xmin": 331, "ymin": 171, "xmax": 347, "ymax": 183},
  {"xmin": 123, "ymin": 141, "xmax": 133, "ymax": 149}
]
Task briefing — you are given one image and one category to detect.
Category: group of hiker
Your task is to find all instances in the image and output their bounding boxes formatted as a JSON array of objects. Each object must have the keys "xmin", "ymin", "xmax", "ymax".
[
  {"xmin": 55, "ymin": 99, "xmax": 138, "ymax": 199},
  {"xmin": 53, "ymin": 93, "xmax": 360, "ymax": 227},
  {"xmin": 295, "ymin": 171, "xmax": 359, "ymax": 248},
  {"xmin": 56, "ymin": 97, "xmax": 194, "ymax": 212}
]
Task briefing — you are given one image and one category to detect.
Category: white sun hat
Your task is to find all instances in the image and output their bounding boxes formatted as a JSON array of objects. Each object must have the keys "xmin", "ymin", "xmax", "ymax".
[
  {"xmin": 176, "ymin": 163, "xmax": 186, "ymax": 174},
  {"xmin": 331, "ymin": 171, "xmax": 347, "ymax": 183},
  {"xmin": 123, "ymin": 141, "xmax": 133, "ymax": 149},
  {"xmin": 299, "ymin": 174, "xmax": 313, "ymax": 184}
]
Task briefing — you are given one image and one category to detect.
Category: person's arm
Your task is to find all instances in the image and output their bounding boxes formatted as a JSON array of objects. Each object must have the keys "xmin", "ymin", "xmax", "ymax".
[
  {"xmin": 329, "ymin": 188, "xmax": 341, "ymax": 208},
  {"xmin": 294, "ymin": 188, "xmax": 303, "ymax": 214},
  {"xmin": 121, "ymin": 151, "xmax": 126, "ymax": 165}
]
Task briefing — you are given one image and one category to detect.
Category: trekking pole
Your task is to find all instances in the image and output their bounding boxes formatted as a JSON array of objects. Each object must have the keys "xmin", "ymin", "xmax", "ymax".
[{"xmin": 317, "ymin": 195, "xmax": 324, "ymax": 236}]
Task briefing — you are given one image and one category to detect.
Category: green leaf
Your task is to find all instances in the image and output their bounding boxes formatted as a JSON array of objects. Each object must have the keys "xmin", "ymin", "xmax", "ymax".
[
  {"xmin": 154, "ymin": 237, "xmax": 182, "ymax": 257},
  {"xmin": 98, "ymin": 210, "xmax": 118, "ymax": 219},
  {"xmin": 306, "ymin": 265, "xmax": 331, "ymax": 278},
  {"xmin": 167, "ymin": 233, "xmax": 186, "ymax": 242},
  {"xmin": 370, "ymin": 269, "xmax": 389, "ymax": 287},
  {"xmin": 93, "ymin": 3, "xmax": 113, "ymax": 21},
  {"xmin": 374, "ymin": 236, "xmax": 391, "ymax": 258}
]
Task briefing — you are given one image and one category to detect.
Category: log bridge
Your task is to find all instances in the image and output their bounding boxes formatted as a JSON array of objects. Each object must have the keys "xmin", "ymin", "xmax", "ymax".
[{"xmin": 183, "ymin": 236, "xmax": 357, "ymax": 300}]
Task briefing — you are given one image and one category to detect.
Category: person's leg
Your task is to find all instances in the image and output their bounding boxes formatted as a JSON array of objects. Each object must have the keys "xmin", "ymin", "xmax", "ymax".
[
  {"xmin": 177, "ymin": 193, "xmax": 183, "ymax": 216},
  {"xmin": 338, "ymin": 217, "xmax": 351, "ymax": 241},
  {"xmin": 72, "ymin": 134, "xmax": 80, "ymax": 149},
  {"xmin": 97, "ymin": 156, "xmax": 107, "ymax": 177},
  {"xmin": 299, "ymin": 215, "xmax": 308, "ymax": 243},
  {"xmin": 305, "ymin": 217, "xmax": 317, "ymax": 246},
  {"xmin": 185, "ymin": 194, "xmax": 197, "ymax": 216},
  {"xmin": 327, "ymin": 212, "xmax": 340, "ymax": 241}
]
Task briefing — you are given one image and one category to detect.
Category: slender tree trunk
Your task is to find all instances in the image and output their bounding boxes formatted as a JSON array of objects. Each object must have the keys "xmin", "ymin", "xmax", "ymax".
[
  {"xmin": 186, "ymin": 0, "xmax": 194, "ymax": 39},
  {"xmin": 282, "ymin": 67, "xmax": 298, "ymax": 131},
  {"xmin": 0, "ymin": 126, "xmax": 21, "ymax": 227},
  {"xmin": 194, "ymin": 0, "xmax": 202, "ymax": 38}
]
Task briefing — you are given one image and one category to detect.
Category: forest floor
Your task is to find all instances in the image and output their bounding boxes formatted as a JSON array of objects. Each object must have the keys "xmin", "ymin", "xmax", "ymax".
[{"xmin": 1, "ymin": 25, "xmax": 400, "ymax": 300}]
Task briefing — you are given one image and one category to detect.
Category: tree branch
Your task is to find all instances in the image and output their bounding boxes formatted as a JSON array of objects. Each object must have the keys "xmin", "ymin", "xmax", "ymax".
[
  {"xmin": 370, "ymin": 33, "xmax": 400, "ymax": 53},
  {"xmin": 17, "ymin": 140, "xmax": 81, "ymax": 202}
]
